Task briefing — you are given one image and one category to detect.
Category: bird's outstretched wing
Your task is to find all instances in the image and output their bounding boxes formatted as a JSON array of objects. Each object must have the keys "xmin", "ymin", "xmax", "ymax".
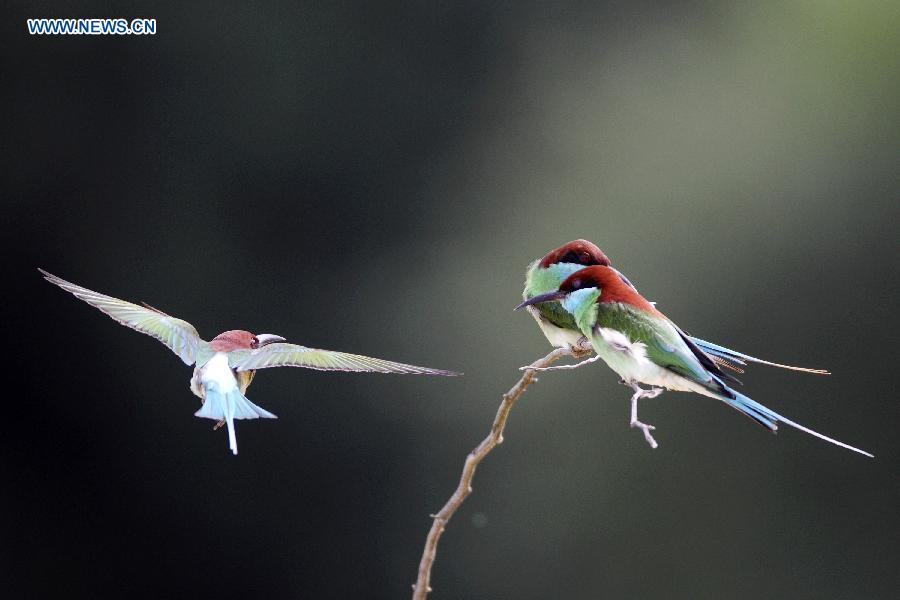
[
  {"xmin": 228, "ymin": 342, "xmax": 460, "ymax": 376},
  {"xmin": 39, "ymin": 269, "xmax": 203, "ymax": 365}
]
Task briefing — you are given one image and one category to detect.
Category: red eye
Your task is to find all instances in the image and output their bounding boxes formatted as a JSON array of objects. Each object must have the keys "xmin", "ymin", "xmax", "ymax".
[{"xmin": 251, "ymin": 337, "xmax": 259, "ymax": 348}]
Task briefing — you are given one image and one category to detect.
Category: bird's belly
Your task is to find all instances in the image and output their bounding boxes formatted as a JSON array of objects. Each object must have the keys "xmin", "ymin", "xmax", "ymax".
[
  {"xmin": 191, "ymin": 355, "xmax": 255, "ymax": 400},
  {"xmin": 595, "ymin": 344, "xmax": 652, "ymax": 382},
  {"xmin": 199, "ymin": 353, "xmax": 239, "ymax": 390},
  {"xmin": 592, "ymin": 327, "xmax": 688, "ymax": 392},
  {"xmin": 528, "ymin": 306, "xmax": 583, "ymax": 348},
  {"xmin": 630, "ymin": 364, "xmax": 697, "ymax": 392},
  {"xmin": 598, "ymin": 350, "xmax": 689, "ymax": 391},
  {"xmin": 593, "ymin": 332, "xmax": 713, "ymax": 395}
]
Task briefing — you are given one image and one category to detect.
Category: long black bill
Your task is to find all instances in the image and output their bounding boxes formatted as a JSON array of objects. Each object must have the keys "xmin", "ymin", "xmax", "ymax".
[{"xmin": 514, "ymin": 290, "xmax": 568, "ymax": 311}]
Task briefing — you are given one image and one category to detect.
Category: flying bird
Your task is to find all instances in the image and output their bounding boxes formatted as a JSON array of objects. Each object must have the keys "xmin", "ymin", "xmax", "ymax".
[
  {"xmin": 40, "ymin": 269, "xmax": 459, "ymax": 455},
  {"xmin": 523, "ymin": 239, "xmax": 829, "ymax": 375},
  {"xmin": 516, "ymin": 265, "xmax": 871, "ymax": 457}
]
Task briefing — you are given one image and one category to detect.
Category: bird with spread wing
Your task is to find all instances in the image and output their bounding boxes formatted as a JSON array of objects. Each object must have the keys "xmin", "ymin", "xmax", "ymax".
[{"xmin": 40, "ymin": 269, "xmax": 459, "ymax": 455}]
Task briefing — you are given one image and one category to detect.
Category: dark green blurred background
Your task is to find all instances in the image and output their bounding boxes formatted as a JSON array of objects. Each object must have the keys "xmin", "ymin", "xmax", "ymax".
[{"xmin": 5, "ymin": 1, "xmax": 898, "ymax": 598}]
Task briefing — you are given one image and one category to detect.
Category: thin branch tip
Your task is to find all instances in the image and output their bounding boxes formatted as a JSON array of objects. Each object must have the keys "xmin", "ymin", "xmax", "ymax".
[{"xmin": 411, "ymin": 345, "xmax": 585, "ymax": 599}]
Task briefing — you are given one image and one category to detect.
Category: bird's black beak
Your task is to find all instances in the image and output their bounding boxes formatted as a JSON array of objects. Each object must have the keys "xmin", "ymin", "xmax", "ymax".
[
  {"xmin": 514, "ymin": 290, "xmax": 568, "ymax": 311},
  {"xmin": 256, "ymin": 333, "xmax": 287, "ymax": 347}
]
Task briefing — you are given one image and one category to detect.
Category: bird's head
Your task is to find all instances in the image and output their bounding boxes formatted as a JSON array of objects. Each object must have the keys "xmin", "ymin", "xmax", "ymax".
[
  {"xmin": 516, "ymin": 266, "xmax": 614, "ymax": 311},
  {"xmin": 517, "ymin": 265, "xmax": 657, "ymax": 315},
  {"xmin": 210, "ymin": 330, "xmax": 287, "ymax": 352},
  {"xmin": 538, "ymin": 239, "xmax": 611, "ymax": 269}
]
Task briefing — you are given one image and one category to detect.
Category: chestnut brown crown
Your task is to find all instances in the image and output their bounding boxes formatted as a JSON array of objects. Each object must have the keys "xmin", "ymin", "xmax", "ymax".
[
  {"xmin": 210, "ymin": 330, "xmax": 259, "ymax": 352},
  {"xmin": 538, "ymin": 239, "xmax": 611, "ymax": 268}
]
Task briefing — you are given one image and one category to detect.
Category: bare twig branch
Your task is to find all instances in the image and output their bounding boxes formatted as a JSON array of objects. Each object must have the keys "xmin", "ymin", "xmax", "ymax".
[
  {"xmin": 411, "ymin": 340, "xmax": 593, "ymax": 599},
  {"xmin": 521, "ymin": 353, "xmax": 602, "ymax": 372}
]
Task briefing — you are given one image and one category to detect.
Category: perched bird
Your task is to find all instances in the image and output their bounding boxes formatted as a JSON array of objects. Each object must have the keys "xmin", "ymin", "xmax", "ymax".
[
  {"xmin": 523, "ymin": 239, "xmax": 829, "ymax": 375},
  {"xmin": 40, "ymin": 269, "xmax": 459, "ymax": 455},
  {"xmin": 516, "ymin": 265, "xmax": 872, "ymax": 457}
]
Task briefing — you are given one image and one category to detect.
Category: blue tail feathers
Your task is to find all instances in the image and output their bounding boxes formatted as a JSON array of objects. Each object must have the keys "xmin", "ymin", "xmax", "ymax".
[
  {"xmin": 195, "ymin": 382, "xmax": 277, "ymax": 455},
  {"xmin": 713, "ymin": 377, "xmax": 872, "ymax": 457},
  {"xmin": 721, "ymin": 389, "xmax": 780, "ymax": 431},
  {"xmin": 693, "ymin": 337, "xmax": 829, "ymax": 375}
]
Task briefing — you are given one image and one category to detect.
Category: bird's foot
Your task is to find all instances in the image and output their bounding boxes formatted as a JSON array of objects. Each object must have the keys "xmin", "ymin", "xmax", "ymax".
[
  {"xmin": 213, "ymin": 419, "xmax": 226, "ymax": 431},
  {"xmin": 622, "ymin": 380, "xmax": 663, "ymax": 397},
  {"xmin": 630, "ymin": 418, "xmax": 658, "ymax": 449},
  {"xmin": 571, "ymin": 338, "xmax": 593, "ymax": 358}
]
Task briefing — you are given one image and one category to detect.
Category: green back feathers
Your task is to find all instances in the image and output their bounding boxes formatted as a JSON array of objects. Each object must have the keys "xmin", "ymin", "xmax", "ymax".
[{"xmin": 593, "ymin": 301, "xmax": 722, "ymax": 394}]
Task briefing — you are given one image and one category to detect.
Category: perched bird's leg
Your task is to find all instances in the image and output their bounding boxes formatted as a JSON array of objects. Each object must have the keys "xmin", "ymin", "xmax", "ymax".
[{"xmin": 624, "ymin": 380, "xmax": 663, "ymax": 449}]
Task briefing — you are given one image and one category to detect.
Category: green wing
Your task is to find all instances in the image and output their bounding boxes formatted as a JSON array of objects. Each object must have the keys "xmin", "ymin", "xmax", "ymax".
[
  {"xmin": 40, "ymin": 269, "xmax": 203, "ymax": 365},
  {"xmin": 595, "ymin": 302, "xmax": 721, "ymax": 392},
  {"xmin": 227, "ymin": 342, "xmax": 460, "ymax": 376}
]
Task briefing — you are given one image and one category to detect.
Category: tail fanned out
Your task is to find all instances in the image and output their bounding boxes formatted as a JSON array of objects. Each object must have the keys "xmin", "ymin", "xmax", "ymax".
[
  {"xmin": 195, "ymin": 382, "xmax": 277, "ymax": 455},
  {"xmin": 715, "ymin": 381, "xmax": 873, "ymax": 458}
]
